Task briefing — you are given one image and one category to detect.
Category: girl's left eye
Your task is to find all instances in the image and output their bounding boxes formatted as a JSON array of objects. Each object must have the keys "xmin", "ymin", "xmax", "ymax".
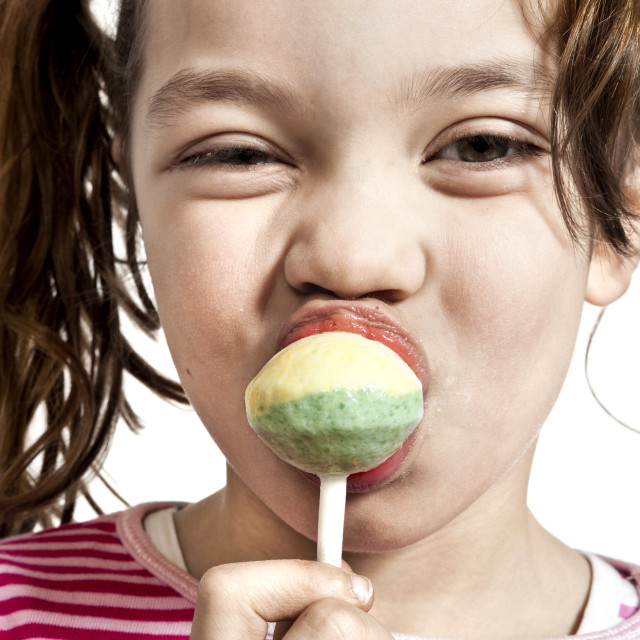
[
  {"xmin": 176, "ymin": 146, "xmax": 277, "ymax": 168},
  {"xmin": 427, "ymin": 134, "xmax": 542, "ymax": 165}
]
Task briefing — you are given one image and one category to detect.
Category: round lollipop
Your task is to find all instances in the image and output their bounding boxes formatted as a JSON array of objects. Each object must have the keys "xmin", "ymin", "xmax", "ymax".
[{"xmin": 245, "ymin": 331, "xmax": 423, "ymax": 565}]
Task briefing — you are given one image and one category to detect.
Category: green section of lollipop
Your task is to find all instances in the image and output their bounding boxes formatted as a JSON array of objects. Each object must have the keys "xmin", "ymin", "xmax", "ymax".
[{"xmin": 248, "ymin": 386, "xmax": 423, "ymax": 474}]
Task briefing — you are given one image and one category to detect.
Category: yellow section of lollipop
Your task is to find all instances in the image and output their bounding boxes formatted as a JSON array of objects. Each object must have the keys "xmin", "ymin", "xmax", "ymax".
[{"xmin": 245, "ymin": 331, "xmax": 421, "ymax": 410}]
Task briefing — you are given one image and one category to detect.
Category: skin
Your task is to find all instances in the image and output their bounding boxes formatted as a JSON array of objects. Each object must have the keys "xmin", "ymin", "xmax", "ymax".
[{"xmin": 126, "ymin": 1, "xmax": 638, "ymax": 638}]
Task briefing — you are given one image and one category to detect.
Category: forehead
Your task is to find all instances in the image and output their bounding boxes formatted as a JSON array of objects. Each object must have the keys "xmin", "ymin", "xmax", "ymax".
[{"xmin": 136, "ymin": 0, "xmax": 554, "ymax": 117}]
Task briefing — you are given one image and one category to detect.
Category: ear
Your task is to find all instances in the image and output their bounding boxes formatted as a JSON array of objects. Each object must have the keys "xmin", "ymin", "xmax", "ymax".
[
  {"xmin": 585, "ymin": 241, "xmax": 638, "ymax": 306},
  {"xmin": 586, "ymin": 173, "xmax": 640, "ymax": 306}
]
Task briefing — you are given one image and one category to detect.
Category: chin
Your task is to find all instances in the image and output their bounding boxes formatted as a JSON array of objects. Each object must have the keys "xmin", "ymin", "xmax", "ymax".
[{"xmin": 337, "ymin": 486, "xmax": 433, "ymax": 554}]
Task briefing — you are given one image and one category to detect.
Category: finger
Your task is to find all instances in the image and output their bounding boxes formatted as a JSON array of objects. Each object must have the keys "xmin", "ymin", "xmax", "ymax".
[
  {"xmin": 284, "ymin": 598, "xmax": 394, "ymax": 640},
  {"xmin": 273, "ymin": 559, "xmax": 360, "ymax": 640},
  {"xmin": 189, "ymin": 559, "xmax": 373, "ymax": 640}
]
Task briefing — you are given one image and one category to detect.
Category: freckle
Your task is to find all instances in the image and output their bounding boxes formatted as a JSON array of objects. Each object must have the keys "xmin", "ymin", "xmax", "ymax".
[{"xmin": 186, "ymin": 368, "xmax": 192, "ymax": 376}]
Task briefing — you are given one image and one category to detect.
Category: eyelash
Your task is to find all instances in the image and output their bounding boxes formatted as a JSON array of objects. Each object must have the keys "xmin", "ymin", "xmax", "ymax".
[
  {"xmin": 425, "ymin": 133, "xmax": 543, "ymax": 168},
  {"xmin": 176, "ymin": 146, "xmax": 276, "ymax": 169}
]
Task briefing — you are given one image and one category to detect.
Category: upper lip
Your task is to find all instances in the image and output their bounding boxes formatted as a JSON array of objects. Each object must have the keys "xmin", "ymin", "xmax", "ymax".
[{"xmin": 274, "ymin": 299, "xmax": 429, "ymax": 393}]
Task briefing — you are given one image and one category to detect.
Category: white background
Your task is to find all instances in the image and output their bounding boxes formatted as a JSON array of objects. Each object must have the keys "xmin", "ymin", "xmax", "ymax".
[{"xmin": 85, "ymin": 0, "xmax": 640, "ymax": 564}]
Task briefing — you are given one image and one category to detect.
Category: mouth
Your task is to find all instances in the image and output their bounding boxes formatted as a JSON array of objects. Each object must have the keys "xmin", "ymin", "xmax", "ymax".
[{"xmin": 275, "ymin": 300, "xmax": 428, "ymax": 493}]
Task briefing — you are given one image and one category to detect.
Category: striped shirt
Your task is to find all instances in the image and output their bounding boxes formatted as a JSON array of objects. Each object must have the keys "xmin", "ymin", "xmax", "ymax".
[
  {"xmin": 1, "ymin": 503, "xmax": 639, "ymax": 639},
  {"xmin": 0, "ymin": 503, "xmax": 196, "ymax": 639}
]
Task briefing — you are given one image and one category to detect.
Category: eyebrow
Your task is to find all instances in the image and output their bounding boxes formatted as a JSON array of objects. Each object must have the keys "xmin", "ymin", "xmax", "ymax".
[
  {"xmin": 146, "ymin": 68, "xmax": 305, "ymax": 128},
  {"xmin": 146, "ymin": 60, "xmax": 554, "ymax": 128},
  {"xmin": 393, "ymin": 59, "xmax": 555, "ymax": 110}
]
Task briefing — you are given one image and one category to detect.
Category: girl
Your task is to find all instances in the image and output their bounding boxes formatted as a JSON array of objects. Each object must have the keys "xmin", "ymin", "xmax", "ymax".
[{"xmin": 1, "ymin": 0, "xmax": 639, "ymax": 638}]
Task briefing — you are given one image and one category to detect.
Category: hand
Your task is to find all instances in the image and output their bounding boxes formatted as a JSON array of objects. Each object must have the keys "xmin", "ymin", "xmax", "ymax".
[{"xmin": 189, "ymin": 559, "xmax": 393, "ymax": 639}]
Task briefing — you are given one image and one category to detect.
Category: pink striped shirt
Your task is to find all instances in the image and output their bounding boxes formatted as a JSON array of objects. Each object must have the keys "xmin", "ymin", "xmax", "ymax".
[
  {"xmin": 0, "ymin": 503, "xmax": 197, "ymax": 639},
  {"xmin": 1, "ymin": 503, "xmax": 639, "ymax": 639}
]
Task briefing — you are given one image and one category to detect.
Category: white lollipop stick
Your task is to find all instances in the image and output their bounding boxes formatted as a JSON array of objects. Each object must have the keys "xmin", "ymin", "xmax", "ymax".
[{"xmin": 316, "ymin": 474, "xmax": 347, "ymax": 566}]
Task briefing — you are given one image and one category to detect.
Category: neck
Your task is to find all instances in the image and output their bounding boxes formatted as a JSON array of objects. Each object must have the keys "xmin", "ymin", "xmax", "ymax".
[
  {"xmin": 344, "ymin": 468, "xmax": 590, "ymax": 638},
  {"xmin": 175, "ymin": 465, "xmax": 318, "ymax": 573}
]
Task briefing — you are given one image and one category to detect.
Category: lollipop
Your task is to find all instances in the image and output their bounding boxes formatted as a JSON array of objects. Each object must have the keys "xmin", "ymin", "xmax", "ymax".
[{"xmin": 245, "ymin": 331, "xmax": 423, "ymax": 565}]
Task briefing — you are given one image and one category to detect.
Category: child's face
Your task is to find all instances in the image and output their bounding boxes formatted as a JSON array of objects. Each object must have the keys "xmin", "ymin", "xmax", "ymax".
[{"xmin": 129, "ymin": 0, "xmax": 592, "ymax": 550}]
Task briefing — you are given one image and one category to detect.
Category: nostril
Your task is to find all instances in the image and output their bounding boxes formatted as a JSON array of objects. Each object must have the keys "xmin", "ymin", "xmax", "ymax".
[
  {"xmin": 367, "ymin": 289, "xmax": 408, "ymax": 304},
  {"xmin": 297, "ymin": 283, "xmax": 336, "ymax": 296},
  {"xmin": 296, "ymin": 282, "xmax": 408, "ymax": 304}
]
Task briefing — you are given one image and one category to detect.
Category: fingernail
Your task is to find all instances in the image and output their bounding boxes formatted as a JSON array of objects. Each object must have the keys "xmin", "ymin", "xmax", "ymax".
[{"xmin": 350, "ymin": 574, "xmax": 373, "ymax": 604}]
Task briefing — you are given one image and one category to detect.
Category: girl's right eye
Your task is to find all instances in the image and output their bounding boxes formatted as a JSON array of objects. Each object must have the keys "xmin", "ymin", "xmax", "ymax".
[
  {"xmin": 175, "ymin": 145, "xmax": 277, "ymax": 169},
  {"xmin": 168, "ymin": 137, "xmax": 295, "ymax": 199}
]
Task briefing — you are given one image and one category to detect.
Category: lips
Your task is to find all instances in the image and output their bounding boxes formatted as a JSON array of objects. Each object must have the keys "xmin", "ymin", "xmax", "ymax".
[
  {"xmin": 275, "ymin": 301, "xmax": 428, "ymax": 492},
  {"xmin": 276, "ymin": 302, "xmax": 428, "ymax": 388}
]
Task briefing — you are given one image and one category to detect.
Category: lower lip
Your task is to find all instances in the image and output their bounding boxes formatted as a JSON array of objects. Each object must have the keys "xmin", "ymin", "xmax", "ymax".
[
  {"xmin": 347, "ymin": 428, "xmax": 417, "ymax": 492},
  {"xmin": 283, "ymin": 314, "xmax": 422, "ymax": 493}
]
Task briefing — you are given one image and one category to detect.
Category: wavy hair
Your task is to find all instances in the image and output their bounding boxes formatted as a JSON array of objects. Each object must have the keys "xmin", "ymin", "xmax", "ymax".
[
  {"xmin": 549, "ymin": 0, "xmax": 640, "ymax": 255},
  {"xmin": 0, "ymin": 0, "xmax": 185, "ymax": 537}
]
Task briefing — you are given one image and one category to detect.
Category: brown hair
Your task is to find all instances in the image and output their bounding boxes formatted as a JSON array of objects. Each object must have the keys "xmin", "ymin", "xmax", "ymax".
[
  {"xmin": 0, "ymin": 0, "xmax": 185, "ymax": 537},
  {"xmin": 549, "ymin": 0, "xmax": 640, "ymax": 256},
  {"xmin": 0, "ymin": 0, "xmax": 638, "ymax": 537}
]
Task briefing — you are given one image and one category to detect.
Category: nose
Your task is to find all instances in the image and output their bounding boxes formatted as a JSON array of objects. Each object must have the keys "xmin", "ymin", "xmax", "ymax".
[{"xmin": 284, "ymin": 167, "xmax": 426, "ymax": 301}]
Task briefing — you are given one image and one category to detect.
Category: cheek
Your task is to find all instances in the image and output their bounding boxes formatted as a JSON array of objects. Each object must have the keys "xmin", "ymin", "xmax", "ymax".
[
  {"xmin": 437, "ymin": 216, "xmax": 588, "ymax": 427},
  {"xmin": 138, "ymin": 204, "xmax": 275, "ymax": 465},
  {"xmin": 142, "ymin": 203, "xmax": 262, "ymax": 346},
  {"xmin": 137, "ymin": 205, "xmax": 286, "ymax": 458}
]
